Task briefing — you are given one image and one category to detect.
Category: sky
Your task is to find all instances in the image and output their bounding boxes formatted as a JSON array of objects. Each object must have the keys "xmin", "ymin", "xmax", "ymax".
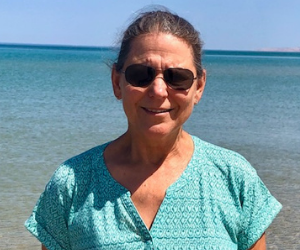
[{"xmin": 0, "ymin": 0, "xmax": 299, "ymax": 51}]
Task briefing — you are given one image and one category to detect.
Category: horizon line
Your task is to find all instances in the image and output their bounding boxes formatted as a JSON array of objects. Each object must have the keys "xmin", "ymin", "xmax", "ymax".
[{"xmin": 1, "ymin": 42, "xmax": 300, "ymax": 54}]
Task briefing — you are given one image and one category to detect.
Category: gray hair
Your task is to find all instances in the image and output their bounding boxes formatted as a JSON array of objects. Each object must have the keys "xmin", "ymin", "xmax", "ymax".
[{"xmin": 114, "ymin": 8, "xmax": 203, "ymax": 76}]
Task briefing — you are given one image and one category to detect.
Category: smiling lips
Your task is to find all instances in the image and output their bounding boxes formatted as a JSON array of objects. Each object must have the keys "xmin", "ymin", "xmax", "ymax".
[{"xmin": 143, "ymin": 107, "xmax": 173, "ymax": 114}]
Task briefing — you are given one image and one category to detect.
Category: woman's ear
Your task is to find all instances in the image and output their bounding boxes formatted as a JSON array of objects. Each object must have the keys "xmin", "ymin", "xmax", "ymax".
[
  {"xmin": 194, "ymin": 69, "xmax": 206, "ymax": 105},
  {"xmin": 111, "ymin": 64, "xmax": 122, "ymax": 100}
]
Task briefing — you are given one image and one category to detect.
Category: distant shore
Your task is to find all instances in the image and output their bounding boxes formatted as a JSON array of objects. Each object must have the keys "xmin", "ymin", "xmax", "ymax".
[{"xmin": 258, "ymin": 47, "xmax": 300, "ymax": 52}]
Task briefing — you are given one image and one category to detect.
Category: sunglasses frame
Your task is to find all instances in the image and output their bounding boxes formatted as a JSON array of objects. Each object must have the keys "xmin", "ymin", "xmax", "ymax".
[{"xmin": 121, "ymin": 64, "xmax": 198, "ymax": 90}]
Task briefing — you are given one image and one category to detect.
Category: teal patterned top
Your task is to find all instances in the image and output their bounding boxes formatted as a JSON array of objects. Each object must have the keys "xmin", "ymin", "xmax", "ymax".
[{"xmin": 25, "ymin": 136, "xmax": 281, "ymax": 250}]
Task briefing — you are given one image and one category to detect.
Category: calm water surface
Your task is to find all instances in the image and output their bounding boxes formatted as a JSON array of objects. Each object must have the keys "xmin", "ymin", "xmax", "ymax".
[{"xmin": 0, "ymin": 45, "xmax": 299, "ymax": 249}]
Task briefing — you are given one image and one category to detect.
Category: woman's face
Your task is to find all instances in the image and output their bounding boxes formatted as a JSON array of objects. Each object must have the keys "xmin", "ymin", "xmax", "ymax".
[{"xmin": 112, "ymin": 32, "xmax": 206, "ymax": 138}]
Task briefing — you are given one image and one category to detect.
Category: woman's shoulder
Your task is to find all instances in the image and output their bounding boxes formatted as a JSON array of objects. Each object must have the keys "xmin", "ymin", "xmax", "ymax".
[
  {"xmin": 62, "ymin": 142, "xmax": 109, "ymax": 171},
  {"xmin": 48, "ymin": 142, "xmax": 110, "ymax": 189},
  {"xmin": 191, "ymin": 136, "xmax": 257, "ymax": 179}
]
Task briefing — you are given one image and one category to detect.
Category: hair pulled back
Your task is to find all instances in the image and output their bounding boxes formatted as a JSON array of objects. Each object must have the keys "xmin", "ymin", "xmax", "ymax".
[{"xmin": 115, "ymin": 8, "xmax": 203, "ymax": 76}]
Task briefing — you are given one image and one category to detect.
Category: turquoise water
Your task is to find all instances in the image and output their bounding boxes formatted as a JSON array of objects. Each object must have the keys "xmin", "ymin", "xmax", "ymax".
[{"xmin": 0, "ymin": 45, "xmax": 299, "ymax": 249}]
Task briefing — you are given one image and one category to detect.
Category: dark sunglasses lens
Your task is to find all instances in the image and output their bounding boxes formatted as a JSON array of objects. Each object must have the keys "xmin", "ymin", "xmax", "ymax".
[
  {"xmin": 125, "ymin": 64, "xmax": 155, "ymax": 87},
  {"xmin": 164, "ymin": 68, "xmax": 194, "ymax": 90}
]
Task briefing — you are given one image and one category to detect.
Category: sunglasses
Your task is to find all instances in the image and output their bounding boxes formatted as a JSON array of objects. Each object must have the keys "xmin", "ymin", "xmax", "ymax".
[{"xmin": 122, "ymin": 64, "xmax": 198, "ymax": 90}]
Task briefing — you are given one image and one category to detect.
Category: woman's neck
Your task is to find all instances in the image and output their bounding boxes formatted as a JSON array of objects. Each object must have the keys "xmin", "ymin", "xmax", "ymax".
[
  {"xmin": 111, "ymin": 128, "xmax": 193, "ymax": 168},
  {"xmin": 104, "ymin": 128, "xmax": 194, "ymax": 195}
]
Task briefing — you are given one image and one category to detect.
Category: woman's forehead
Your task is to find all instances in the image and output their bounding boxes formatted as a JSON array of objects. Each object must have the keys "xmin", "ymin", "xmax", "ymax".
[{"xmin": 126, "ymin": 33, "xmax": 194, "ymax": 66}]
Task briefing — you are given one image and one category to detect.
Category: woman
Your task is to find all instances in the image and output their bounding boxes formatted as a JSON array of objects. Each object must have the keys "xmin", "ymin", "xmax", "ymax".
[{"xmin": 25, "ymin": 8, "xmax": 281, "ymax": 250}]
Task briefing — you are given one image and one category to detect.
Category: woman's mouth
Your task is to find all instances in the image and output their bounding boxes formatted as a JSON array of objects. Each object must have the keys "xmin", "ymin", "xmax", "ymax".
[{"xmin": 143, "ymin": 107, "xmax": 172, "ymax": 114}]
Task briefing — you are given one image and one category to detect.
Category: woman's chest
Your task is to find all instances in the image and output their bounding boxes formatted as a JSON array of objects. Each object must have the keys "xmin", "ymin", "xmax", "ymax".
[{"xmin": 68, "ymin": 182, "xmax": 241, "ymax": 249}]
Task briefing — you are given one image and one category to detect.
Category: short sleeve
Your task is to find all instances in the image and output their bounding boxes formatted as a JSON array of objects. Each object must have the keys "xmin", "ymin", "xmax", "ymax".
[
  {"xmin": 237, "ymin": 171, "xmax": 282, "ymax": 250},
  {"xmin": 25, "ymin": 164, "xmax": 75, "ymax": 250}
]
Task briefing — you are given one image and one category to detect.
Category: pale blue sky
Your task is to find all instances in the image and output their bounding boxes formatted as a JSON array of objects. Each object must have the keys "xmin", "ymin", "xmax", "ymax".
[{"xmin": 1, "ymin": 0, "xmax": 299, "ymax": 50}]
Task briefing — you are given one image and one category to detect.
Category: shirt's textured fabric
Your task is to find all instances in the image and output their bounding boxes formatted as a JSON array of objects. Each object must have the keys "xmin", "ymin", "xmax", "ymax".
[{"xmin": 25, "ymin": 136, "xmax": 281, "ymax": 250}]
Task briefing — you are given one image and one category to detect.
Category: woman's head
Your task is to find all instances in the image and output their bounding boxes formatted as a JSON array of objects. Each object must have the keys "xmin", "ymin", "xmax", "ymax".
[
  {"xmin": 114, "ymin": 8, "xmax": 203, "ymax": 76},
  {"xmin": 111, "ymin": 8, "xmax": 206, "ymax": 137},
  {"xmin": 112, "ymin": 32, "xmax": 205, "ymax": 138}
]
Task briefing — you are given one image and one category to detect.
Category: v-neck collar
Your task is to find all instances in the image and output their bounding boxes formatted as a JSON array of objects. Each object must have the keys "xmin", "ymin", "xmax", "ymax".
[{"xmin": 99, "ymin": 136, "xmax": 199, "ymax": 234}]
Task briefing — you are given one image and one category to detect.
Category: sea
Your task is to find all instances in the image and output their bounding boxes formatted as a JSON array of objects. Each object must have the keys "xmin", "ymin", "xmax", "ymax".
[{"xmin": 0, "ymin": 44, "xmax": 299, "ymax": 249}]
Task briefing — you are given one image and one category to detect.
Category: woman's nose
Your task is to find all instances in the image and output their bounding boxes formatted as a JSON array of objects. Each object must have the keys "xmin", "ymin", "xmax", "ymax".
[{"xmin": 147, "ymin": 76, "xmax": 168, "ymax": 98}]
